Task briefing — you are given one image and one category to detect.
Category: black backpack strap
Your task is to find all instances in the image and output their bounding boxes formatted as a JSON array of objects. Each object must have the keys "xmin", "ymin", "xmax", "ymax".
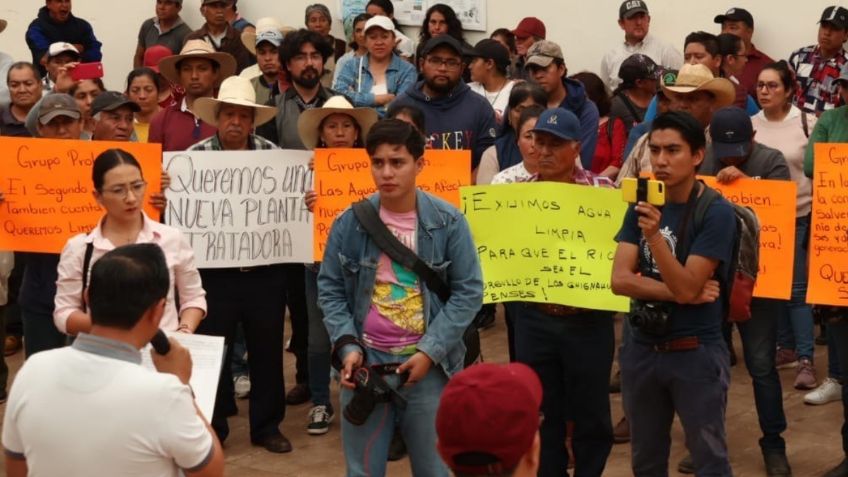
[
  {"xmin": 351, "ymin": 200, "xmax": 452, "ymax": 303},
  {"xmin": 81, "ymin": 242, "xmax": 94, "ymax": 313},
  {"xmin": 675, "ymin": 182, "xmax": 720, "ymax": 263}
]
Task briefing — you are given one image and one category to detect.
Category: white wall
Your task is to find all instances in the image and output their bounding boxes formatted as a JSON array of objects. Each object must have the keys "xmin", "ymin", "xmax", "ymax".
[{"xmin": 0, "ymin": 1, "xmax": 831, "ymax": 91}]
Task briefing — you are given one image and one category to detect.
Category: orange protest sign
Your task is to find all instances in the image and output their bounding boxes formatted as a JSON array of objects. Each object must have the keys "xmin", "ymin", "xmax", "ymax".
[
  {"xmin": 699, "ymin": 176, "xmax": 796, "ymax": 300},
  {"xmin": 313, "ymin": 148, "xmax": 471, "ymax": 260},
  {"xmin": 0, "ymin": 137, "xmax": 162, "ymax": 253},
  {"xmin": 808, "ymin": 144, "xmax": 848, "ymax": 306}
]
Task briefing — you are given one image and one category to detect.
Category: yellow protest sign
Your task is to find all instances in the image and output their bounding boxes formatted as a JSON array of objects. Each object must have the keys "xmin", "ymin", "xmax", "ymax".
[
  {"xmin": 313, "ymin": 148, "xmax": 471, "ymax": 260},
  {"xmin": 461, "ymin": 183, "xmax": 630, "ymax": 312},
  {"xmin": 699, "ymin": 177, "xmax": 796, "ymax": 300},
  {"xmin": 808, "ymin": 144, "xmax": 848, "ymax": 306},
  {"xmin": 0, "ymin": 137, "xmax": 162, "ymax": 253}
]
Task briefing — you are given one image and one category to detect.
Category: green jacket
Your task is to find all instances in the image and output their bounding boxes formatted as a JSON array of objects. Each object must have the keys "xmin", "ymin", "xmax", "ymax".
[{"xmin": 804, "ymin": 105, "xmax": 848, "ymax": 177}]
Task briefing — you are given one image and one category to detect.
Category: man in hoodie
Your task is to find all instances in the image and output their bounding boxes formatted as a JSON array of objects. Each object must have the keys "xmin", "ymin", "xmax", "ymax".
[
  {"xmin": 392, "ymin": 35, "xmax": 498, "ymax": 171},
  {"xmin": 25, "ymin": 0, "xmax": 102, "ymax": 77},
  {"xmin": 524, "ymin": 40, "xmax": 600, "ymax": 169}
]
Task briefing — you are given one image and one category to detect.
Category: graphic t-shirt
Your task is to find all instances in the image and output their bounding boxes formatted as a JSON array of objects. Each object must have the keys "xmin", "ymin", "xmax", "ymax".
[
  {"xmin": 362, "ymin": 207, "xmax": 424, "ymax": 355},
  {"xmin": 615, "ymin": 195, "xmax": 736, "ymax": 343}
]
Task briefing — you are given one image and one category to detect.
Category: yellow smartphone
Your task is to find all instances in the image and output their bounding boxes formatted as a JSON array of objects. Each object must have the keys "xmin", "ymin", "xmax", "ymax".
[{"xmin": 621, "ymin": 177, "xmax": 666, "ymax": 207}]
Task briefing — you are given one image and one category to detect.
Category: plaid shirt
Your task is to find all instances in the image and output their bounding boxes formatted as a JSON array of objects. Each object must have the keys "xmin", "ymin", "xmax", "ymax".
[
  {"xmin": 789, "ymin": 44, "xmax": 848, "ymax": 115},
  {"xmin": 188, "ymin": 134, "xmax": 279, "ymax": 151},
  {"xmin": 529, "ymin": 168, "xmax": 615, "ymax": 188}
]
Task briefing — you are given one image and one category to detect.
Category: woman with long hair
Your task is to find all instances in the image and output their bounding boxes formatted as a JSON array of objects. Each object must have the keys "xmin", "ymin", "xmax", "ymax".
[{"xmin": 571, "ymin": 71, "xmax": 626, "ymax": 179}]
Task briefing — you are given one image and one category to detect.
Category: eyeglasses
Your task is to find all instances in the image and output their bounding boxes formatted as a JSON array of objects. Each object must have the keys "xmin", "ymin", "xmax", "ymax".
[
  {"xmin": 102, "ymin": 181, "xmax": 147, "ymax": 198},
  {"xmin": 756, "ymin": 81, "xmax": 781, "ymax": 91},
  {"xmin": 426, "ymin": 56, "xmax": 462, "ymax": 70}
]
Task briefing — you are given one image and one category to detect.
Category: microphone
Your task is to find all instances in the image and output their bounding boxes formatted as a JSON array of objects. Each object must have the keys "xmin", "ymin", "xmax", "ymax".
[{"xmin": 150, "ymin": 329, "xmax": 171, "ymax": 355}]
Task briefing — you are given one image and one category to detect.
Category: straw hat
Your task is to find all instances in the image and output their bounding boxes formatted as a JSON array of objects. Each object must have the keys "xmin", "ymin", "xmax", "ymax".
[
  {"xmin": 193, "ymin": 76, "xmax": 277, "ymax": 127},
  {"xmin": 297, "ymin": 96, "xmax": 379, "ymax": 149},
  {"xmin": 157, "ymin": 39, "xmax": 237, "ymax": 87},
  {"xmin": 661, "ymin": 63, "xmax": 736, "ymax": 108},
  {"xmin": 241, "ymin": 17, "xmax": 296, "ymax": 55}
]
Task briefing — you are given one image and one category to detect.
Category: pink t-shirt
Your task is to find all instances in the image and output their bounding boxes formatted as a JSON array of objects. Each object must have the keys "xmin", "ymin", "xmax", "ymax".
[{"xmin": 362, "ymin": 207, "xmax": 424, "ymax": 355}]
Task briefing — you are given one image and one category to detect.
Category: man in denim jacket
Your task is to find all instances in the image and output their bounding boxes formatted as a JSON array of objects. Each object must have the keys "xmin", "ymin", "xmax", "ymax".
[{"xmin": 318, "ymin": 119, "xmax": 483, "ymax": 477}]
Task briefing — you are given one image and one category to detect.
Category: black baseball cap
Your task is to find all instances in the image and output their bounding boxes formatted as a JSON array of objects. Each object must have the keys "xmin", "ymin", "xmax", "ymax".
[
  {"xmin": 619, "ymin": 0, "xmax": 649, "ymax": 20},
  {"xmin": 618, "ymin": 54, "xmax": 660, "ymax": 84},
  {"xmin": 710, "ymin": 107, "xmax": 754, "ymax": 160},
  {"xmin": 91, "ymin": 91, "xmax": 141, "ymax": 117},
  {"xmin": 421, "ymin": 34, "xmax": 464, "ymax": 57},
  {"xmin": 820, "ymin": 6, "xmax": 848, "ymax": 30},
  {"xmin": 467, "ymin": 39, "xmax": 510, "ymax": 70},
  {"xmin": 714, "ymin": 8, "xmax": 754, "ymax": 28}
]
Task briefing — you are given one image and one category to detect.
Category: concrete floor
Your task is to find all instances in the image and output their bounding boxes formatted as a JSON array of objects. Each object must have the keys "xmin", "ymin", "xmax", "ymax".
[{"xmin": 0, "ymin": 311, "xmax": 844, "ymax": 476}]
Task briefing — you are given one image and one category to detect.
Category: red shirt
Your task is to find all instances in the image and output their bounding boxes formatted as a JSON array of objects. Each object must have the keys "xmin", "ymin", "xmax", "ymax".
[
  {"xmin": 148, "ymin": 100, "xmax": 217, "ymax": 152},
  {"xmin": 590, "ymin": 117, "xmax": 626, "ymax": 174}
]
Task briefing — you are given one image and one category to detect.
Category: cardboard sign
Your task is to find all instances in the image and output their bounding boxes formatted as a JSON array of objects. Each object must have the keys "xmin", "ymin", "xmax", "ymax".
[
  {"xmin": 461, "ymin": 183, "xmax": 630, "ymax": 312},
  {"xmin": 163, "ymin": 150, "xmax": 314, "ymax": 268},
  {"xmin": 808, "ymin": 144, "xmax": 848, "ymax": 306},
  {"xmin": 313, "ymin": 149, "xmax": 471, "ymax": 260},
  {"xmin": 0, "ymin": 137, "xmax": 162, "ymax": 253},
  {"xmin": 700, "ymin": 177, "xmax": 796, "ymax": 299}
]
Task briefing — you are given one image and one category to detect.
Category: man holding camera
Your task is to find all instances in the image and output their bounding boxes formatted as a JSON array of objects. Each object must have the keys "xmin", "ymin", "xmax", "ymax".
[
  {"xmin": 318, "ymin": 119, "xmax": 483, "ymax": 477},
  {"xmin": 611, "ymin": 111, "xmax": 737, "ymax": 476}
]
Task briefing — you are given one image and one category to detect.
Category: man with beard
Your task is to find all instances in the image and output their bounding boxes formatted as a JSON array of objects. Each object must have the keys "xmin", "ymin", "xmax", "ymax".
[
  {"xmin": 25, "ymin": 0, "xmax": 102, "ymax": 77},
  {"xmin": 149, "ymin": 40, "xmax": 236, "ymax": 152},
  {"xmin": 391, "ymin": 35, "xmax": 498, "ymax": 171}
]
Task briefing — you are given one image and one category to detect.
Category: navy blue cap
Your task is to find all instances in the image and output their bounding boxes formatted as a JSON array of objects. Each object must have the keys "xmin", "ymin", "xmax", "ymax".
[
  {"xmin": 531, "ymin": 108, "xmax": 581, "ymax": 141},
  {"xmin": 710, "ymin": 106, "xmax": 753, "ymax": 160}
]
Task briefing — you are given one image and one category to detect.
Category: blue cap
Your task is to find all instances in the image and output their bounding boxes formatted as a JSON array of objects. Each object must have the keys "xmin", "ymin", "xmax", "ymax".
[
  {"xmin": 710, "ymin": 106, "xmax": 753, "ymax": 160},
  {"xmin": 531, "ymin": 108, "xmax": 581, "ymax": 141}
]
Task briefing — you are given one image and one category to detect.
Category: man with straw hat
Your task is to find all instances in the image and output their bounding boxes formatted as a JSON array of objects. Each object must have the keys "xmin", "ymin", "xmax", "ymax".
[
  {"xmin": 186, "ymin": 76, "xmax": 292, "ymax": 453},
  {"xmin": 618, "ymin": 63, "xmax": 735, "ymax": 181},
  {"xmin": 149, "ymin": 39, "xmax": 236, "ymax": 152}
]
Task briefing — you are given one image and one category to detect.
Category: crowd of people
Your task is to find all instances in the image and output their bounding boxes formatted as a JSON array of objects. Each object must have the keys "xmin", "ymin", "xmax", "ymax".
[{"xmin": 0, "ymin": 0, "xmax": 848, "ymax": 476}]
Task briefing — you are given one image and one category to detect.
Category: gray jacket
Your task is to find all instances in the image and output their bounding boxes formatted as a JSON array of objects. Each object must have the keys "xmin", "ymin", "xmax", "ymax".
[{"xmin": 259, "ymin": 86, "xmax": 338, "ymax": 150}]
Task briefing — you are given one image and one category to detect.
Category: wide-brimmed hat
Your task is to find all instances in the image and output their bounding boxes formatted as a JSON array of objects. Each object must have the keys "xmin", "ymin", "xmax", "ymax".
[
  {"xmin": 661, "ymin": 63, "xmax": 735, "ymax": 108},
  {"xmin": 297, "ymin": 96, "xmax": 378, "ymax": 149},
  {"xmin": 157, "ymin": 39, "xmax": 237, "ymax": 87},
  {"xmin": 193, "ymin": 76, "xmax": 277, "ymax": 127},
  {"xmin": 241, "ymin": 17, "xmax": 296, "ymax": 55}
]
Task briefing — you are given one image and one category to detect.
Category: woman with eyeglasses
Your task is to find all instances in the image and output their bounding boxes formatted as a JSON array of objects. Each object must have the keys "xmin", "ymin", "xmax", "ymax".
[
  {"xmin": 54, "ymin": 149, "xmax": 206, "ymax": 337},
  {"xmin": 753, "ymin": 60, "xmax": 826, "ymax": 393}
]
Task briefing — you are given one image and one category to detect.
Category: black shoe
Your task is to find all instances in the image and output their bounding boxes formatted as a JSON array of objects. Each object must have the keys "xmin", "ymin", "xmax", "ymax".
[
  {"xmin": 677, "ymin": 454, "xmax": 694, "ymax": 474},
  {"xmin": 387, "ymin": 430, "xmax": 407, "ymax": 461},
  {"xmin": 763, "ymin": 451, "xmax": 792, "ymax": 477},
  {"xmin": 253, "ymin": 434, "xmax": 293, "ymax": 454},
  {"xmin": 286, "ymin": 383, "xmax": 311, "ymax": 405},
  {"xmin": 824, "ymin": 459, "xmax": 848, "ymax": 477}
]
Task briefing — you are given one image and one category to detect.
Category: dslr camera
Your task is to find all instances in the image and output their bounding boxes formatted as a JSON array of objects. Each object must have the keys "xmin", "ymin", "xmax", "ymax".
[
  {"xmin": 343, "ymin": 364, "xmax": 408, "ymax": 426},
  {"xmin": 629, "ymin": 301, "xmax": 672, "ymax": 336}
]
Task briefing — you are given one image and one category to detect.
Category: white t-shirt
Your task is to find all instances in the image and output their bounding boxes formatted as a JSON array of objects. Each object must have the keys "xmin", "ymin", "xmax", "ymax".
[
  {"xmin": 2, "ymin": 334, "xmax": 214, "ymax": 477},
  {"xmin": 468, "ymin": 80, "xmax": 515, "ymax": 121},
  {"xmin": 492, "ymin": 162, "xmax": 533, "ymax": 184}
]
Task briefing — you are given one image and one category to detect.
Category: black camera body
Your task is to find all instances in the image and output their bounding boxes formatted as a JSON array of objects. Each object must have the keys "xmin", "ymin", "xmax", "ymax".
[
  {"xmin": 629, "ymin": 301, "xmax": 672, "ymax": 336},
  {"xmin": 343, "ymin": 365, "xmax": 408, "ymax": 426}
]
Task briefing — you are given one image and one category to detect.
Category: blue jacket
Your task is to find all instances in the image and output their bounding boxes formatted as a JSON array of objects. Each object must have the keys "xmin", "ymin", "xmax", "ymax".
[
  {"xmin": 317, "ymin": 191, "xmax": 483, "ymax": 376},
  {"xmin": 393, "ymin": 80, "xmax": 498, "ymax": 170},
  {"xmin": 26, "ymin": 7, "xmax": 102, "ymax": 75},
  {"xmin": 557, "ymin": 77, "xmax": 600, "ymax": 169},
  {"xmin": 333, "ymin": 53, "xmax": 418, "ymax": 117}
]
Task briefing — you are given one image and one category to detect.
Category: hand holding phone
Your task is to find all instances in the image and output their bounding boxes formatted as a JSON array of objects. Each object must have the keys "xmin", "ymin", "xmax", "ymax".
[{"xmin": 621, "ymin": 177, "xmax": 666, "ymax": 207}]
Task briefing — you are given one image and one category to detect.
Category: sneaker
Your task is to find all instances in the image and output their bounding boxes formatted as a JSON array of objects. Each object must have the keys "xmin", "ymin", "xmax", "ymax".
[
  {"xmin": 613, "ymin": 416, "xmax": 630, "ymax": 443},
  {"xmin": 307, "ymin": 405, "xmax": 334, "ymax": 435},
  {"xmin": 804, "ymin": 377, "xmax": 842, "ymax": 405},
  {"xmin": 775, "ymin": 349, "xmax": 798, "ymax": 370},
  {"xmin": 794, "ymin": 358, "xmax": 817, "ymax": 390},
  {"xmin": 234, "ymin": 375, "xmax": 250, "ymax": 399},
  {"xmin": 677, "ymin": 453, "xmax": 694, "ymax": 474}
]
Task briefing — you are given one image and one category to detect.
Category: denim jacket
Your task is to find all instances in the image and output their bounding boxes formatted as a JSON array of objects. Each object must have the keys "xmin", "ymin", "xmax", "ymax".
[
  {"xmin": 332, "ymin": 53, "xmax": 418, "ymax": 117},
  {"xmin": 317, "ymin": 191, "xmax": 483, "ymax": 377}
]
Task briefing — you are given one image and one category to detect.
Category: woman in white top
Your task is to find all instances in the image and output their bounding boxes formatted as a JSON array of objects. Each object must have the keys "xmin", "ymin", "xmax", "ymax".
[
  {"xmin": 54, "ymin": 149, "xmax": 206, "ymax": 336},
  {"xmin": 467, "ymin": 39, "xmax": 516, "ymax": 125},
  {"xmin": 752, "ymin": 60, "xmax": 818, "ymax": 383}
]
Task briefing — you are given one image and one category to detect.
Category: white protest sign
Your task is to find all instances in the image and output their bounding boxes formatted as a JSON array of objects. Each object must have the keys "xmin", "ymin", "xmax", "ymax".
[{"xmin": 163, "ymin": 149, "xmax": 313, "ymax": 268}]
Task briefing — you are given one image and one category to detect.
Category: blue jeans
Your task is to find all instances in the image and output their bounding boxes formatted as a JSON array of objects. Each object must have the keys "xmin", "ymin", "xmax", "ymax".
[
  {"xmin": 514, "ymin": 306, "xmax": 614, "ymax": 477},
  {"xmin": 21, "ymin": 308, "xmax": 65, "ymax": 358},
  {"xmin": 738, "ymin": 298, "xmax": 787, "ymax": 451},
  {"xmin": 306, "ymin": 265, "xmax": 332, "ymax": 410},
  {"xmin": 339, "ymin": 348, "xmax": 449, "ymax": 477},
  {"xmin": 621, "ymin": 339, "xmax": 731, "ymax": 477},
  {"xmin": 778, "ymin": 215, "xmax": 815, "ymax": 360}
]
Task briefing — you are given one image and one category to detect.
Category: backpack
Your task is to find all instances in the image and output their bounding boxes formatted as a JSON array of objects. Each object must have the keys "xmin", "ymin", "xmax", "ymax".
[{"xmin": 679, "ymin": 183, "xmax": 760, "ymax": 322}]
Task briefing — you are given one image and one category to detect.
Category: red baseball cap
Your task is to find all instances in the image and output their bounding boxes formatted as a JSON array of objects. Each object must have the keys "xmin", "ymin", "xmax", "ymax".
[
  {"xmin": 143, "ymin": 45, "xmax": 174, "ymax": 73},
  {"xmin": 436, "ymin": 363, "xmax": 543, "ymax": 475},
  {"xmin": 511, "ymin": 17, "xmax": 546, "ymax": 40}
]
